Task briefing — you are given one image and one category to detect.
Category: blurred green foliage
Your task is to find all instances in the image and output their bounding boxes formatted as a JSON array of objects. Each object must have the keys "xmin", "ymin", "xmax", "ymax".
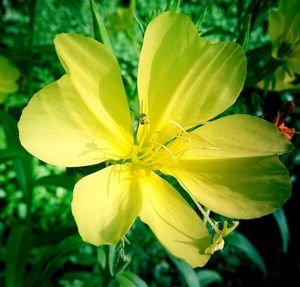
[{"xmin": 0, "ymin": 0, "xmax": 299, "ymax": 286}]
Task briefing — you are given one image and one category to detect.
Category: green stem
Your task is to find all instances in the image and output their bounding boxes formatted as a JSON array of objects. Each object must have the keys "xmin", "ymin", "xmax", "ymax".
[{"xmin": 27, "ymin": 0, "xmax": 38, "ymax": 96}]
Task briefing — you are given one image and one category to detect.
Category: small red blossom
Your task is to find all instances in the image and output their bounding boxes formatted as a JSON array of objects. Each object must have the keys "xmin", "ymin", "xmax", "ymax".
[
  {"xmin": 264, "ymin": 101, "xmax": 296, "ymax": 141},
  {"xmin": 278, "ymin": 123, "xmax": 295, "ymax": 140}
]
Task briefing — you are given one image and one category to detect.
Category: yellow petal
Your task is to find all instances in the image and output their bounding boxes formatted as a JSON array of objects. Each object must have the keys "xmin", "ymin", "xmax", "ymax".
[
  {"xmin": 0, "ymin": 55, "xmax": 19, "ymax": 102},
  {"xmin": 257, "ymin": 66, "xmax": 300, "ymax": 91},
  {"xmin": 166, "ymin": 156, "xmax": 291, "ymax": 219},
  {"xmin": 19, "ymin": 33, "xmax": 134, "ymax": 167},
  {"xmin": 0, "ymin": 55, "xmax": 19, "ymax": 85},
  {"xmin": 277, "ymin": 0, "xmax": 300, "ymax": 43},
  {"xmin": 268, "ymin": 9, "xmax": 284, "ymax": 44},
  {"xmin": 138, "ymin": 171, "xmax": 211, "ymax": 267},
  {"xmin": 0, "ymin": 82, "xmax": 19, "ymax": 94},
  {"xmin": 72, "ymin": 164, "xmax": 141, "ymax": 245},
  {"xmin": 138, "ymin": 12, "xmax": 246, "ymax": 139},
  {"xmin": 19, "ymin": 75, "xmax": 132, "ymax": 167},
  {"xmin": 287, "ymin": 45, "xmax": 300, "ymax": 74},
  {"xmin": 169, "ymin": 114, "xmax": 293, "ymax": 160},
  {"xmin": 54, "ymin": 33, "xmax": 132, "ymax": 145}
]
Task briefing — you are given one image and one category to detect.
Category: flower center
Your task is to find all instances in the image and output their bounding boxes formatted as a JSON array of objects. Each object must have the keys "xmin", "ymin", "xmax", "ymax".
[
  {"xmin": 131, "ymin": 141, "xmax": 178, "ymax": 170},
  {"xmin": 131, "ymin": 118, "xmax": 218, "ymax": 170}
]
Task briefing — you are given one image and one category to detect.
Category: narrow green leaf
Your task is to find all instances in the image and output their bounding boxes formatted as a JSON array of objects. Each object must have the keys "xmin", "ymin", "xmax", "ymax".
[
  {"xmin": 273, "ymin": 208, "xmax": 289, "ymax": 253},
  {"xmin": 89, "ymin": 0, "xmax": 113, "ymax": 52},
  {"xmin": 34, "ymin": 174, "xmax": 76, "ymax": 190},
  {"xmin": 236, "ymin": 14, "xmax": 251, "ymax": 49},
  {"xmin": 197, "ymin": 269, "xmax": 223, "ymax": 286},
  {"xmin": 116, "ymin": 271, "xmax": 148, "ymax": 287},
  {"xmin": 169, "ymin": 256, "xmax": 200, "ymax": 287},
  {"xmin": 129, "ymin": 0, "xmax": 136, "ymax": 11},
  {"xmin": 196, "ymin": 8, "xmax": 207, "ymax": 33},
  {"xmin": 168, "ymin": 0, "xmax": 181, "ymax": 12},
  {"xmin": 227, "ymin": 232, "xmax": 267, "ymax": 275},
  {"xmin": 97, "ymin": 247, "xmax": 106, "ymax": 269},
  {"xmin": 0, "ymin": 110, "xmax": 20, "ymax": 149},
  {"xmin": 0, "ymin": 148, "xmax": 26, "ymax": 161},
  {"xmin": 42, "ymin": 235, "xmax": 84, "ymax": 276},
  {"xmin": 32, "ymin": 226, "xmax": 77, "ymax": 246},
  {"xmin": 26, "ymin": 235, "xmax": 84, "ymax": 286},
  {"xmin": 0, "ymin": 110, "xmax": 33, "ymax": 214},
  {"xmin": 5, "ymin": 224, "xmax": 32, "ymax": 287},
  {"xmin": 108, "ymin": 244, "xmax": 117, "ymax": 276},
  {"xmin": 133, "ymin": 13, "xmax": 146, "ymax": 35}
]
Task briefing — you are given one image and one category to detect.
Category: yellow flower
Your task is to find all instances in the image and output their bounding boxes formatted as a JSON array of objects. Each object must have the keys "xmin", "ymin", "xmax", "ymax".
[
  {"xmin": 0, "ymin": 55, "xmax": 20, "ymax": 103},
  {"xmin": 264, "ymin": 0, "xmax": 300, "ymax": 90},
  {"xmin": 18, "ymin": 12, "xmax": 292, "ymax": 267}
]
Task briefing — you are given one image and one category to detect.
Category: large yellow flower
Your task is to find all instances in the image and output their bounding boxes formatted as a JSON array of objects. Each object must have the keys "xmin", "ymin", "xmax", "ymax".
[
  {"xmin": 18, "ymin": 12, "xmax": 292, "ymax": 267},
  {"xmin": 0, "ymin": 55, "xmax": 20, "ymax": 103},
  {"xmin": 263, "ymin": 0, "xmax": 300, "ymax": 90},
  {"xmin": 269, "ymin": 0, "xmax": 300, "ymax": 72}
]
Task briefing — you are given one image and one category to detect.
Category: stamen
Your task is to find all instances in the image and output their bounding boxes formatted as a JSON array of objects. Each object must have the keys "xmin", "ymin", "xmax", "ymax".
[
  {"xmin": 137, "ymin": 121, "xmax": 151, "ymax": 148},
  {"xmin": 174, "ymin": 145, "xmax": 219, "ymax": 158},
  {"xmin": 189, "ymin": 194, "xmax": 219, "ymax": 233},
  {"xmin": 187, "ymin": 132, "xmax": 217, "ymax": 147},
  {"xmin": 137, "ymin": 134, "xmax": 160, "ymax": 161},
  {"xmin": 169, "ymin": 120, "xmax": 188, "ymax": 136},
  {"xmin": 158, "ymin": 143, "xmax": 179, "ymax": 165},
  {"xmin": 119, "ymin": 237, "xmax": 128, "ymax": 261}
]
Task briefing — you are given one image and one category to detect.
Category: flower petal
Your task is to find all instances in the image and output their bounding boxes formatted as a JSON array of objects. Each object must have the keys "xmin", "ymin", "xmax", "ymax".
[
  {"xmin": 169, "ymin": 114, "xmax": 293, "ymax": 160},
  {"xmin": 0, "ymin": 55, "xmax": 19, "ymax": 85},
  {"xmin": 0, "ymin": 55, "xmax": 19, "ymax": 101},
  {"xmin": 287, "ymin": 45, "xmax": 300, "ymax": 74},
  {"xmin": 138, "ymin": 12, "xmax": 246, "ymax": 137},
  {"xmin": 54, "ymin": 34, "xmax": 131, "ymax": 132},
  {"xmin": 268, "ymin": 9, "xmax": 284, "ymax": 44},
  {"xmin": 166, "ymin": 156, "xmax": 291, "ymax": 219},
  {"xmin": 19, "ymin": 75, "xmax": 133, "ymax": 167},
  {"xmin": 19, "ymin": 34, "xmax": 134, "ymax": 167},
  {"xmin": 72, "ymin": 164, "xmax": 141, "ymax": 245},
  {"xmin": 257, "ymin": 66, "xmax": 300, "ymax": 91},
  {"xmin": 138, "ymin": 171, "xmax": 211, "ymax": 267},
  {"xmin": 0, "ymin": 81, "xmax": 19, "ymax": 94}
]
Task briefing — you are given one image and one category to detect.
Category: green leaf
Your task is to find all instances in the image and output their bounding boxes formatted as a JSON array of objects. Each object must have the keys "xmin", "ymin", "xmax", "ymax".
[
  {"xmin": 273, "ymin": 208, "xmax": 289, "ymax": 253},
  {"xmin": 108, "ymin": 243, "xmax": 131, "ymax": 277},
  {"xmin": 196, "ymin": 8, "xmax": 207, "ymax": 33},
  {"xmin": 236, "ymin": 14, "xmax": 251, "ymax": 49},
  {"xmin": 168, "ymin": 0, "xmax": 181, "ymax": 12},
  {"xmin": 133, "ymin": 13, "xmax": 146, "ymax": 35},
  {"xmin": 0, "ymin": 148, "xmax": 26, "ymax": 161},
  {"xmin": 34, "ymin": 174, "xmax": 76, "ymax": 190},
  {"xmin": 5, "ymin": 224, "xmax": 32, "ymax": 287},
  {"xmin": 227, "ymin": 232, "xmax": 267, "ymax": 275},
  {"xmin": 26, "ymin": 235, "xmax": 85, "ymax": 286},
  {"xmin": 169, "ymin": 256, "xmax": 200, "ymax": 287},
  {"xmin": 97, "ymin": 247, "xmax": 106, "ymax": 269},
  {"xmin": 108, "ymin": 244, "xmax": 117, "ymax": 276},
  {"xmin": 197, "ymin": 269, "xmax": 223, "ymax": 286},
  {"xmin": 116, "ymin": 271, "xmax": 148, "ymax": 287},
  {"xmin": 0, "ymin": 110, "xmax": 33, "ymax": 213},
  {"xmin": 32, "ymin": 226, "xmax": 77, "ymax": 246},
  {"xmin": 89, "ymin": 0, "xmax": 113, "ymax": 52},
  {"xmin": 0, "ymin": 111, "xmax": 18, "ymax": 147}
]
